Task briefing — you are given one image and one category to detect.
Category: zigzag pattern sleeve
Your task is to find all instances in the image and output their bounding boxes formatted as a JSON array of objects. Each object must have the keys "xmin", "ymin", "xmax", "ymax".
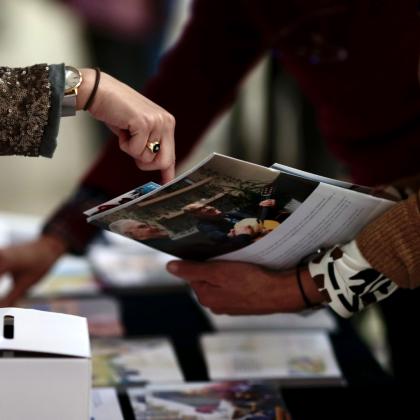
[{"xmin": 309, "ymin": 241, "xmax": 398, "ymax": 318}]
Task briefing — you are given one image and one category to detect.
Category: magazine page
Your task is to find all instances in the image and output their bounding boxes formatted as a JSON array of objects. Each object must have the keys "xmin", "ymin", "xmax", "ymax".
[
  {"xmin": 200, "ymin": 331, "xmax": 343, "ymax": 386},
  {"xmin": 128, "ymin": 381, "xmax": 290, "ymax": 420},
  {"xmin": 86, "ymin": 153, "xmax": 393, "ymax": 267},
  {"xmin": 87, "ymin": 153, "xmax": 317, "ymax": 261},
  {"xmin": 216, "ymin": 182, "xmax": 394, "ymax": 269},
  {"xmin": 85, "ymin": 181, "xmax": 161, "ymax": 217},
  {"xmin": 270, "ymin": 163, "xmax": 370, "ymax": 192}
]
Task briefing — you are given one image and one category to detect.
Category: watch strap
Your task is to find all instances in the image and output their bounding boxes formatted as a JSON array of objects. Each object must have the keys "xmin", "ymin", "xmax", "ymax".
[{"xmin": 61, "ymin": 93, "xmax": 77, "ymax": 117}]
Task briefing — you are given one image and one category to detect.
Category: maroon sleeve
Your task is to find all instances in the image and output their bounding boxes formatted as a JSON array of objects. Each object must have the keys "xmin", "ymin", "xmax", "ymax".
[{"xmin": 43, "ymin": 0, "xmax": 274, "ymax": 253}]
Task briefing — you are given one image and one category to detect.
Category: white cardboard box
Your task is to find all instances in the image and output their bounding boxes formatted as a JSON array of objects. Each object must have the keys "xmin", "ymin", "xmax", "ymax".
[{"xmin": 0, "ymin": 307, "xmax": 91, "ymax": 420}]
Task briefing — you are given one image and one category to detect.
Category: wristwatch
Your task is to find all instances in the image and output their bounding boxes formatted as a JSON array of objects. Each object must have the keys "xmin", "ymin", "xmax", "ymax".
[{"xmin": 61, "ymin": 65, "xmax": 82, "ymax": 117}]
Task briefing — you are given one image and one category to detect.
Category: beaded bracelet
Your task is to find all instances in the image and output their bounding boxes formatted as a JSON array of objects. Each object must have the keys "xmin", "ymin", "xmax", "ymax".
[{"xmin": 83, "ymin": 67, "xmax": 101, "ymax": 111}]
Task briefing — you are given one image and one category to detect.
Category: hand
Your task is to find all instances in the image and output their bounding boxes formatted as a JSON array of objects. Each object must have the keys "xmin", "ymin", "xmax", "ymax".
[
  {"xmin": 166, "ymin": 260, "xmax": 323, "ymax": 315},
  {"xmin": 0, "ymin": 235, "xmax": 67, "ymax": 307},
  {"xmin": 78, "ymin": 69, "xmax": 176, "ymax": 184}
]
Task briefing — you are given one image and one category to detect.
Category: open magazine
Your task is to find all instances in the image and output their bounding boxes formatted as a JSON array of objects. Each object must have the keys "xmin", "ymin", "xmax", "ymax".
[{"xmin": 85, "ymin": 154, "xmax": 394, "ymax": 269}]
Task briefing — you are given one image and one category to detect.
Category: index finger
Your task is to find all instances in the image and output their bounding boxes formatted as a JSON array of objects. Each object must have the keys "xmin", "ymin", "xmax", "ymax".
[{"xmin": 161, "ymin": 163, "xmax": 175, "ymax": 184}]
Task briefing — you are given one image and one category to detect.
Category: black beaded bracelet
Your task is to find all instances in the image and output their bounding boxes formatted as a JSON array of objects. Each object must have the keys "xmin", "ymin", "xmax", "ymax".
[
  {"xmin": 296, "ymin": 263, "xmax": 314, "ymax": 309},
  {"xmin": 83, "ymin": 67, "xmax": 101, "ymax": 111}
]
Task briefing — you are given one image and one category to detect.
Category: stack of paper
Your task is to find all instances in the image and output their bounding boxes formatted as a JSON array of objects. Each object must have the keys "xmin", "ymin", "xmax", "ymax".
[{"xmin": 91, "ymin": 337, "xmax": 183, "ymax": 387}]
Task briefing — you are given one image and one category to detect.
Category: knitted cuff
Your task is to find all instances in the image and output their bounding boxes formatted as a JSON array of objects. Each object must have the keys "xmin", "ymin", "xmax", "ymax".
[{"xmin": 357, "ymin": 192, "xmax": 420, "ymax": 288}]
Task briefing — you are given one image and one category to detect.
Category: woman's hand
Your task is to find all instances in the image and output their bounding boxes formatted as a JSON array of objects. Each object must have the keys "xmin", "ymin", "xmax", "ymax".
[{"xmin": 78, "ymin": 69, "xmax": 176, "ymax": 184}]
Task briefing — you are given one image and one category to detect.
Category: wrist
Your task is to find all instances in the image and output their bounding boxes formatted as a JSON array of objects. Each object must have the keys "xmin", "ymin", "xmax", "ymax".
[
  {"xmin": 40, "ymin": 234, "xmax": 69, "ymax": 258},
  {"xmin": 298, "ymin": 266, "xmax": 326, "ymax": 308},
  {"xmin": 76, "ymin": 68, "xmax": 96, "ymax": 111}
]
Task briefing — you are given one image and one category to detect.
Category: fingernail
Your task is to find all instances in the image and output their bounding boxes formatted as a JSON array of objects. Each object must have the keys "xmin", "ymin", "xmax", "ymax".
[{"xmin": 167, "ymin": 261, "xmax": 179, "ymax": 274}]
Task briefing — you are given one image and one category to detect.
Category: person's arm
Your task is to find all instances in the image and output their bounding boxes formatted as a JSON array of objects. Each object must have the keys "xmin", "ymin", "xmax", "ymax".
[
  {"xmin": 0, "ymin": 0, "xmax": 280, "ymax": 307},
  {"xmin": 43, "ymin": 0, "xmax": 275, "ymax": 254},
  {"xmin": 1, "ymin": 63, "xmax": 176, "ymax": 176}
]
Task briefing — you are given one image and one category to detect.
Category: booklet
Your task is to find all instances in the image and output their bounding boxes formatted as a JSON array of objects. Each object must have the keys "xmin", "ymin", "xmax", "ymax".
[
  {"xmin": 91, "ymin": 337, "xmax": 183, "ymax": 387},
  {"xmin": 85, "ymin": 153, "xmax": 394, "ymax": 268},
  {"xmin": 127, "ymin": 380, "xmax": 291, "ymax": 420},
  {"xmin": 200, "ymin": 331, "xmax": 343, "ymax": 386}
]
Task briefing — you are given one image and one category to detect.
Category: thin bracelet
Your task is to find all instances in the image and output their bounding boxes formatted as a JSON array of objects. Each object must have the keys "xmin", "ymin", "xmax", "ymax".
[
  {"xmin": 296, "ymin": 263, "xmax": 314, "ymax": 309},
  {"xmin": 83, "ymin": 67, "xmax": 101, "ymax": 111}
]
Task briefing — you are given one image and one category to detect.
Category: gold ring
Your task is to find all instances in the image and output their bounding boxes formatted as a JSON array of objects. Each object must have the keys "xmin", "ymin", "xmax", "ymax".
[{"xmin": 146, "ymin": 140, "xmax": 161, "ymax": 153}]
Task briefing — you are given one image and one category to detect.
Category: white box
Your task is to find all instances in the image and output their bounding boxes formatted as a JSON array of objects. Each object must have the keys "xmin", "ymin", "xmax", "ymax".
[{"xmin": 0, "ymin": 307, "xmax": 91, "ymax": 420}]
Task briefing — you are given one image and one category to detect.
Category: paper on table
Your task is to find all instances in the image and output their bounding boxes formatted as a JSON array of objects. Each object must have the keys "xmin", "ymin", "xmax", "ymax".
[
  {"xmin": 201, "ymin": 331, "xmax": 343, "ymax": 386},
  {"xmin": 92, "ymin": 337, "xmax": 183, "ymax": 386},
  {"xmin": 128, "ymin": 381, "xmax": 289, "ymax": 420},
  {"xmin": 91, "ymin": 388, "xmax": 124, "ymax": 420},
  {"xmin": 205, "ymin": 307, "xmax": 337, "ymax": 332}
]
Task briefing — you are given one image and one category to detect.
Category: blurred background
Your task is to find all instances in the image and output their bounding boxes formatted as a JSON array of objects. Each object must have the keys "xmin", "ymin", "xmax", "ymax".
[{"xmin": 0, "ymin": 0, "xmax": 389, "ymax": 380}]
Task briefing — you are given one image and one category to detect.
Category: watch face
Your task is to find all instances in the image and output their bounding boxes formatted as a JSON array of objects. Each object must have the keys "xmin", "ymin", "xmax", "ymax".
[{"xmin": 65, "ymin": 66, "xmax": 82, "ymax": 91}]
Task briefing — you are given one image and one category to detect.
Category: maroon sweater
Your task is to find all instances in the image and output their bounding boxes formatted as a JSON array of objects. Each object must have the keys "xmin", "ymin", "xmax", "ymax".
[{"xmin": 44, "ymin": 0, "xmax": 420, "ymax": 252}]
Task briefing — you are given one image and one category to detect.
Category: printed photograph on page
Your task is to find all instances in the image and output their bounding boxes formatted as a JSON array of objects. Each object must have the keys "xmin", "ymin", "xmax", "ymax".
[{"xmin": 90, "ymin": 154, "xmax": 318, "ymax": 260}]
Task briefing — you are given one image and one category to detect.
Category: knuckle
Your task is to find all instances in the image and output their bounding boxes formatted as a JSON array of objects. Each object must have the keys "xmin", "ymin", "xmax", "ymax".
[
  {"xmin": 138, "ymin": 114, "xmax": 154, "ymax": 130},
  {"xmin": 166, "ymin": 113, "xmax": 176, "ymax": 127}
]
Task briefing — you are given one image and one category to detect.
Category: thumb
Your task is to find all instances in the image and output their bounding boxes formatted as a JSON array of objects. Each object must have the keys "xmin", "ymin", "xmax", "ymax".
[{"xmin": 167, "ymin": 260, "xmax": 218, "ymax": 282}]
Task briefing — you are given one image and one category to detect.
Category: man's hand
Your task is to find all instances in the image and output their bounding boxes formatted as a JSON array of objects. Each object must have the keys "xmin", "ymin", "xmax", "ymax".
[
  {"xmin": 166, "ymin": 260, "xmax": 322, "ymax": 315},
  {"xmin": 78, "ymin": 69, "xmax": 176, "ymax": 184},
  {"xmin": 0, "ymin": 235, "xmax": 67, "ymax": 307}
]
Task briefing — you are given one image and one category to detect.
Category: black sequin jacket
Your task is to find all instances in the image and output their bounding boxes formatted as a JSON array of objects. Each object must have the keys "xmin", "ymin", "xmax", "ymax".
[{"xmin": 0, "ymin": 63, "xmax": 64, "ymax": 157}]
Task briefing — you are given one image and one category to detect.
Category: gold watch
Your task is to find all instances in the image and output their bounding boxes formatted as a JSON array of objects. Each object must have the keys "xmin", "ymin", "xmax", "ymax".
[{"xmin": 61, "ymin": 65, "xmax": 82, "ymax": 117}]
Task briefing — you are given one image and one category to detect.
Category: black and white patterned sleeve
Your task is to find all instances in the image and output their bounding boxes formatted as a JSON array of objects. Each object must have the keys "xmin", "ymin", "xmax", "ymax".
[{"xmin": 308, "ymin": 240, "xmax": 398, "ymax": 318}]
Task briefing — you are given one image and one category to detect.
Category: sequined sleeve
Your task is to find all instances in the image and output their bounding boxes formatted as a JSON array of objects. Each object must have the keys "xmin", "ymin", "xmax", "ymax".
[{"xmin": 0, "ymin": 63, "xmax": 64, "ymax": 157}]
